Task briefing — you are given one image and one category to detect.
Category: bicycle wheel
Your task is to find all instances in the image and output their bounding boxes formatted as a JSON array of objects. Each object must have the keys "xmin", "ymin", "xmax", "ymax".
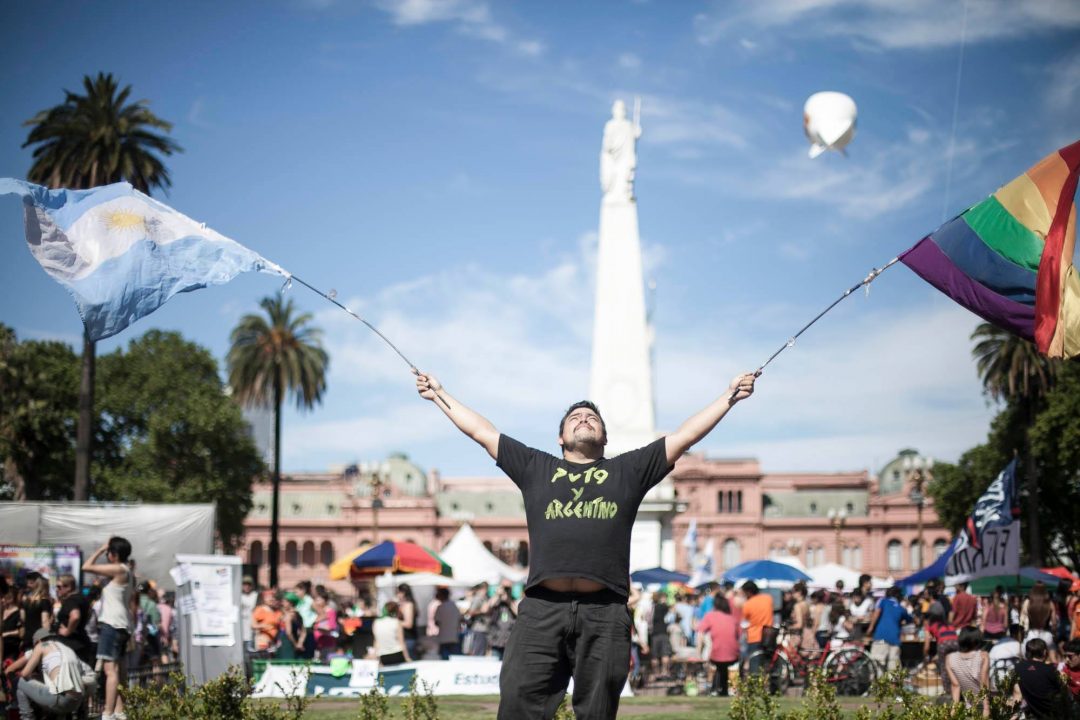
[
  {"xmin": 823, "ymin": 648, "xmax": 876, "ymax": 696},
  {"xmin": 743, "ymin": 650, "xmax": 791, "ymax": 695}
]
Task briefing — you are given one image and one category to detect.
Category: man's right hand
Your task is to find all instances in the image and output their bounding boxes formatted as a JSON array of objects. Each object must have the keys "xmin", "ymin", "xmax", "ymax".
[{"xmin": 415, "ymin": 371, "xmax": 441, "ymax": 401}]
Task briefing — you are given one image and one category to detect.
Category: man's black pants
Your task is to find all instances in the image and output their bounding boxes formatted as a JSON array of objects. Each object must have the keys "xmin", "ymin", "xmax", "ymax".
[{"xmin": 497, "ymin": 587, "xmax": 630, "ymax": 720}]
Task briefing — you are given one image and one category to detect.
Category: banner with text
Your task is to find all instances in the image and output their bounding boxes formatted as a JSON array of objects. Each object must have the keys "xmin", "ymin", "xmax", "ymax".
[{"xmin": 900, "ymin": 460, "xmax": 1021, "ymax": 587}]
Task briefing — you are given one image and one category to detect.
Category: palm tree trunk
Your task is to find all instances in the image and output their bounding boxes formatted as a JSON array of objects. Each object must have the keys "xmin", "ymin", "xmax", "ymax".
[
  {"xmin": 74, "ymin": 331, "xmax": 94, "ymax": 501},
  {"xmin": 1025, "ymin": 402, "xmax": 1042, "ymax": 566},
  {"xmin": 269, "ymin": 378, "xmax": 282, "ymax": 588}
]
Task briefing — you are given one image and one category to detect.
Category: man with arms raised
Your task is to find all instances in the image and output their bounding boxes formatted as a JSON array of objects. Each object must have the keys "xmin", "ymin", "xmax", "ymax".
[{"xmin": 416, "ymin": 370, "xmax": 756, "ymax": 720}]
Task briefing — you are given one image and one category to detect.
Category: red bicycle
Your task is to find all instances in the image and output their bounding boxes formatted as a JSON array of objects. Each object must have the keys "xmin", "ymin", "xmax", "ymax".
[{"xmin": 740, "ymin": 624, "xmax": 877, "ymax": 696}]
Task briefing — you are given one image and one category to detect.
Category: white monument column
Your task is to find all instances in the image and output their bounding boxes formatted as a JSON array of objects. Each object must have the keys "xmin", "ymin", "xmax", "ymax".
[{"xmin": 590, "ymin": 99, "xmax": 682, "ymax": 571}]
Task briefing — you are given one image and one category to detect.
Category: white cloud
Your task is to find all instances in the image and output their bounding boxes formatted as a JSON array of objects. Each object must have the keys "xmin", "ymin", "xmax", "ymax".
[
  {"xmin": 372, "ymin": 0, "xmax": 543, "ymax": 56},
  {"xmin": 283, "ymin": 239, "xmax": 997, "ymax": 477},
  {"xmin": 642, "ymin": 94, "xmax": 751, "ymax": 150},
  {"xmin": 1045, "ymin": 50, "xmax": 1080, "ymax": 113},
  {"xmin": 618, "ymin": 53, "xmax": 642, "ymax": 70},
  {"xmin": 694, "ymin": 0, "xmax": 1080, "ymax": 50}
]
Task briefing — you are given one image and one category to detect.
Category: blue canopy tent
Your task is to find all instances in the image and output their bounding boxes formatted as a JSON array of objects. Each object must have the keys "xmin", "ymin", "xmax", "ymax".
[
  {"xmin": 900, "ymin": 560, "xmax": 1062, "ymax": 591},
  {"xmin": 722, "ymin": 559, "xmax": 812, "ymax": 584},
  {"xmin": 630, "ymin": 567, "xmax": 690, "ymax": 585}
]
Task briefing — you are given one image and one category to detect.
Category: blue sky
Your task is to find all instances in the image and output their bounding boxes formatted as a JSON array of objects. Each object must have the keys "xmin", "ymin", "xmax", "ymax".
[{"xmin": 2, "ymin": 1, "xmax": 1079, "ymax": 478}]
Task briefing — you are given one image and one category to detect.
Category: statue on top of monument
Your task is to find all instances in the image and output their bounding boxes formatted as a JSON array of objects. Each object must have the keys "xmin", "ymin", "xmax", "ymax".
[{"xmin": 600, "ymin": 98, "xmax": 642, "ymax": 204}]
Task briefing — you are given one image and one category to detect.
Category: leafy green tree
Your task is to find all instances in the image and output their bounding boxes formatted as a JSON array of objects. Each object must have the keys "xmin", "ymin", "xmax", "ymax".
[
  {"xmin": 1029, "ymin": 359, "xmax": 1080, "ymax": 568},
  {"xmin": 22, "ymin": 72, "xmax": 182, "ymax": 501},
  {"xmin": 93, "ymin": 330, "xmax": 264, "ymax": 551},
  {"xmin": 0, "ymin": 324, "xmax": 79, "ymax": 501},
  {"xmin": 929, "ymin": 361, "xmax": 1080, "ymax": 568},
  {"xmin": 968, "ymin": 323, "xmax": 1061, "ymax": 564},
  {"xmin": 228, "ymin": 296, "xmax": 328, "ymax": 587}
]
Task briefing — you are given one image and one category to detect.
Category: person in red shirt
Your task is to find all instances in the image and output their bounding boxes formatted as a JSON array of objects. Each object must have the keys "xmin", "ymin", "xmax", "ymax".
[
  {"xmin": 923, "ymin": 605, "xmax": 959, "ymax": 693},
  {"xmin": 949, "ymin": 582, "xmax": 978, "ymax": 628},
  {"xmin": 696, "ymin": 594, "xmax": 739, "ymax": 697},
  {"xmin": 1061, "ymin": 638, "xmax": 1080, "ymax": 703}
]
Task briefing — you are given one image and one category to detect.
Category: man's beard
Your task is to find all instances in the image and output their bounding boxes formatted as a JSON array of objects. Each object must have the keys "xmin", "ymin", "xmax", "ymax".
[{"xmin": 563, "ymin": 427, "xmax": 604, "ymax": 453}]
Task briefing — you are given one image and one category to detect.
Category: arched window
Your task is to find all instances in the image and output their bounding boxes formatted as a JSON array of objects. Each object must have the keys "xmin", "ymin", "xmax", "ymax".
[
  {"xmin": 736, "ymin": 491, "xmax": 743, "ymax": 513},
  {"xmin": 910, "ymin": 540, "xmax": 923, "ymax": 570},
  {"xmin": 887, "ymin": 540, "xmax": 902, "ymax": 571},
  {"xmin": 285, "ymin": 541, "xmax": 299, "ymax": 568},
  {"xmin": 302, "ymin": 541, "xmax": 316, "ymax": 566},
  {"xmin": 933, "ymin": 539, "xmax": 949, "ymax": 559},
  {"xmin": 320, "ymin": 541, "xmax": 334, "ymax": 566},
  {"xmin": 722, "ymin": 539, "xmax": 740, "ymax": 570},
  {"xmin": 249, "ymin": 541, "xmax": 263, "ymax": 567}
]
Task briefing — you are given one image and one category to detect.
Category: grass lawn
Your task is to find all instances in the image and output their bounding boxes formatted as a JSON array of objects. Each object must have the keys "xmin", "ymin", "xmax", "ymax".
[{"xmin": 295, "ymin": 694, "xmax": 872, "ymax": 719}]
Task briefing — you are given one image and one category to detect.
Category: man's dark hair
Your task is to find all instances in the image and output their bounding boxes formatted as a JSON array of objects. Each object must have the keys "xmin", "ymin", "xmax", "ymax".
[
  {"xmin": 435, "ymin": 587, "xmax": 450, "ymax": 601},
  {"xmin": 1064, "ymin": 638, "xmax": 1080, "ymax": 656},
  {"xmin": 858, "ymin": 574, "xmax": 871, "ymax": 587},
  {"xmin": 295, "ymin": 580, "xmax": 312, "ymax": 594},
  {"xmin": 713, "ymin": 594, "xmax": 731, "ymax": 614},
  {"xmin": 1009, "ymin": 623, "xmax": 1024, "ymax": 641},
  {"xmin": 108, "ymin": 536, "xmax": 132, "ymax": 563},
  {"xmin": 558, "ymin": 401, "xmax": 607, "ymax": 440},
  {"xmin": 1025, "ymin": 637, "xmax": 1048, "ymax": 660},
  {"xmin": 886, "ymin": 586, "xmax": 902, "ymax": 600},
  {"xmin": 742, "ymin": 581, "xmax": 759, "ymax": 596},
  {"xmin": 958, "ymin": 626, "xmax": 983, "ymax": 652}
]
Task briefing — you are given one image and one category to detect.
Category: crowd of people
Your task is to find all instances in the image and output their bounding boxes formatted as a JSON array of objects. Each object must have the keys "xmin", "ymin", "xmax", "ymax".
[
  {"xmin": 0, "ymin": 537, "xmax": 171, "ymax": 720},
  {"xmin": 622, "ymin": 572, "xmax": 1080, "ymax": 717},
  {"xmin": 3, "ymin": 534, "xmax": 1079, "ymax": 720},
  {"xmin": 242, "ymin": 577, "xmax": 519, "ymax": 668}
]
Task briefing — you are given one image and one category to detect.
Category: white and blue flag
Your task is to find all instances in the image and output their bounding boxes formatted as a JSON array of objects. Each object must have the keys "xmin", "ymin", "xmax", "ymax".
[{"xmin": 1, "ymin": 178, "xmax": 288, "ymax": 341}]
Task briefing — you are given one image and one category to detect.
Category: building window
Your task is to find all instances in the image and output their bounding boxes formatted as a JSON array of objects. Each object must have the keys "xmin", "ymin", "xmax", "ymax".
[
  {"xmin": 806, "ymin": 545, "xmax": 825, "ymax": 569},
  {"xmin": 933, "ymin": 539, "xmax": 949, "ymax": 559},
  {"xmin": 302, "ymin": 541, "xmax": 316, "ymax": 566},
  {"xmin": 887, "ymin": 540, "xmax": 902, "ymax": 571},
  {"xmin": 768, "ymin": 542, "xmax": 785, "ymax": 560},
  {"xmin": 249, "ymin": 541, "xmax": 263, "ymax": 567},
  {"xmin": 286, "ymin": 541, "xmax": 299, "ymax": 568},
  {"xmin": 717, "ymin": 491, "xmax": 725, "ymax": 513},
  {"xmin": 736, "ymin": 491, "xmax": 743, "ymax": 513},
  {"xmin": 727, "ymin": 491, "xmax": 734, "ymax": 515},
  {"xmin": 809, "ymin": 502, "xmax": 817, "ymax": 514},
  {"xmin": 910, "ymin": 540, "xmax": 924, "ymax": 570},
  {"xmin": 842, "ymin": 545, "xmax": 863, "ymax": 569},
  {"xmin": 320, "ymin": 541, "xmax": 334, "ymax": 566},
  {"xmin": 722, "ymin": 539, "xmax": 740, "ymax": 570},
  {"xmin": 845, "ymin": 502, "xmax": 854, "ymax": 514}
]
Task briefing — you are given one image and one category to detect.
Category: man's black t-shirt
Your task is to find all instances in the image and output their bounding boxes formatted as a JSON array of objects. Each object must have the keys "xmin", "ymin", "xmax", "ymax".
[
  {"xmin": 1016, "ymin": 659, "xmax": 1067, "ymax": 718},
  {"xmin": 496, "ymin": 434, "xmax": 673, "ymax": 598}
]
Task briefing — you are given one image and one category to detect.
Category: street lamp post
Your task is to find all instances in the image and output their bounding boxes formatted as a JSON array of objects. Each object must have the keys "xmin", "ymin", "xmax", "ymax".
[
  {"xmin": 827, "ymin": 508, "xmax": 848, "ymax": 564},
  {"xmin": 904, "ymin": 454, "xmax": 934, "ymax": 569}
]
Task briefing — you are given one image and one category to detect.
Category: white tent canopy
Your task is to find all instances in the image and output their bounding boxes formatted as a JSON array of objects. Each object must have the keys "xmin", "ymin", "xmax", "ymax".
[
  {"xmin": 439, "ymin": 524, "xmax": 527, "ymax": 586},
  {"xmin": 807, "ymin": 563, "xmax": 892, "ymax": 592}
]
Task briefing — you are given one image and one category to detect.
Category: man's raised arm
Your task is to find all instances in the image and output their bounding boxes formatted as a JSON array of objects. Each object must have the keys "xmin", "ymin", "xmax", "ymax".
[
  {"xmin": 415, "ymin": 372, "xmax": 500, "ymax": 460},
  {"xmin": 664, "ymin": 372, "xmax": 757, "ymax": 465}
]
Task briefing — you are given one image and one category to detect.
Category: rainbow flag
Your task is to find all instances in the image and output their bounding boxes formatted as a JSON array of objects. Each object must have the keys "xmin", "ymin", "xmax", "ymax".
[{"xmin": 900, "ymin": 140, "xmax": 1080, "ymax": 358}]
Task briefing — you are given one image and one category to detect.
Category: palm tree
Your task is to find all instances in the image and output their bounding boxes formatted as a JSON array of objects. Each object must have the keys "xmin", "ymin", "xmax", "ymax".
[
  {"xmin": 22, "ymin": 72, "xmax": 182, "ymax": 501},
  {"xmin": 970, "ymin": 322, "xmax": 1060, "ymax": 564},
  {"xmin": 228, "ymin": 296, "xmax": 328, "ymax": 588}
]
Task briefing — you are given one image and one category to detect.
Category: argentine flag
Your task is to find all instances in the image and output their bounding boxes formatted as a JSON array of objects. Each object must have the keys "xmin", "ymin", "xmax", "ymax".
[{"xmin": 1, "ymin": 179, "xmax": 288, "ymax": 341}]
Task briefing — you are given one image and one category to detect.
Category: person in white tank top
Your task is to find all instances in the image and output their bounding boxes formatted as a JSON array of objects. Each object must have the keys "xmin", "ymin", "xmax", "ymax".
[{"xmin": 83, "ymin": 537, "xmax": 134, "ymax": 720}]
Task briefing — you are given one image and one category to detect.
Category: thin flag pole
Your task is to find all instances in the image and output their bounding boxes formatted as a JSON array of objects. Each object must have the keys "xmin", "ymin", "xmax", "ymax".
[
  {"xmin": 732, "ymin": 256, "xmax": 901, "ymax": 399},
  {"xmin": 287, "ymin": 274, "xmax": 452, "ymax": 409}
]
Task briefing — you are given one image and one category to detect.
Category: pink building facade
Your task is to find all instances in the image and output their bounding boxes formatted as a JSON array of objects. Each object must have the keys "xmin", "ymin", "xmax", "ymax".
[{"xmin": 240, "ymin": 448, "xmax": 949, "ymax": 594}]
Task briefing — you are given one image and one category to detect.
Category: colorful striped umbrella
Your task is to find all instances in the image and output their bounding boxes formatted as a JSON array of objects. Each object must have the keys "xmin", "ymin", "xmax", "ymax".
[
  {"xmin": 328, "ymin": 543, "xmax": 372, "ymax": 580},
  {"xmin": 349, "ymin": 540, "xmax": 453, "ymax": 578}
]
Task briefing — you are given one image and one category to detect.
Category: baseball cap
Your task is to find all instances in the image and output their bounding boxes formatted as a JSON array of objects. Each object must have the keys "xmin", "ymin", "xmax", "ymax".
[
  {"xmin": 242, "ymin": 576, "xmax": 255, "ymax": 585},
  {"xmin": 32, "ymin": 628, "xmax": 54, "ymax": 645}
]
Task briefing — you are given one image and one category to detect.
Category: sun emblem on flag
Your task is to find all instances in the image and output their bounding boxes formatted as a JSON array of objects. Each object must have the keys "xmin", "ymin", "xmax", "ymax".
[{"xmin": 103, "ymin": 210, "xmax": 147, "ymax": 234}]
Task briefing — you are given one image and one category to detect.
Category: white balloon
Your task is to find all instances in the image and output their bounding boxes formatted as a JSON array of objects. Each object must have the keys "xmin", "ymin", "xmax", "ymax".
[{"xmin": 803, "ymin": 91, "xmax": 857, "ymax": 158}]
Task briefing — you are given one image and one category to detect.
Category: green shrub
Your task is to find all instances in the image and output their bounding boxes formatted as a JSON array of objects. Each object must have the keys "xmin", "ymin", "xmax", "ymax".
[{"xmin": 124, "ymin": 666, "xmax": 309, "ymax": 720}]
